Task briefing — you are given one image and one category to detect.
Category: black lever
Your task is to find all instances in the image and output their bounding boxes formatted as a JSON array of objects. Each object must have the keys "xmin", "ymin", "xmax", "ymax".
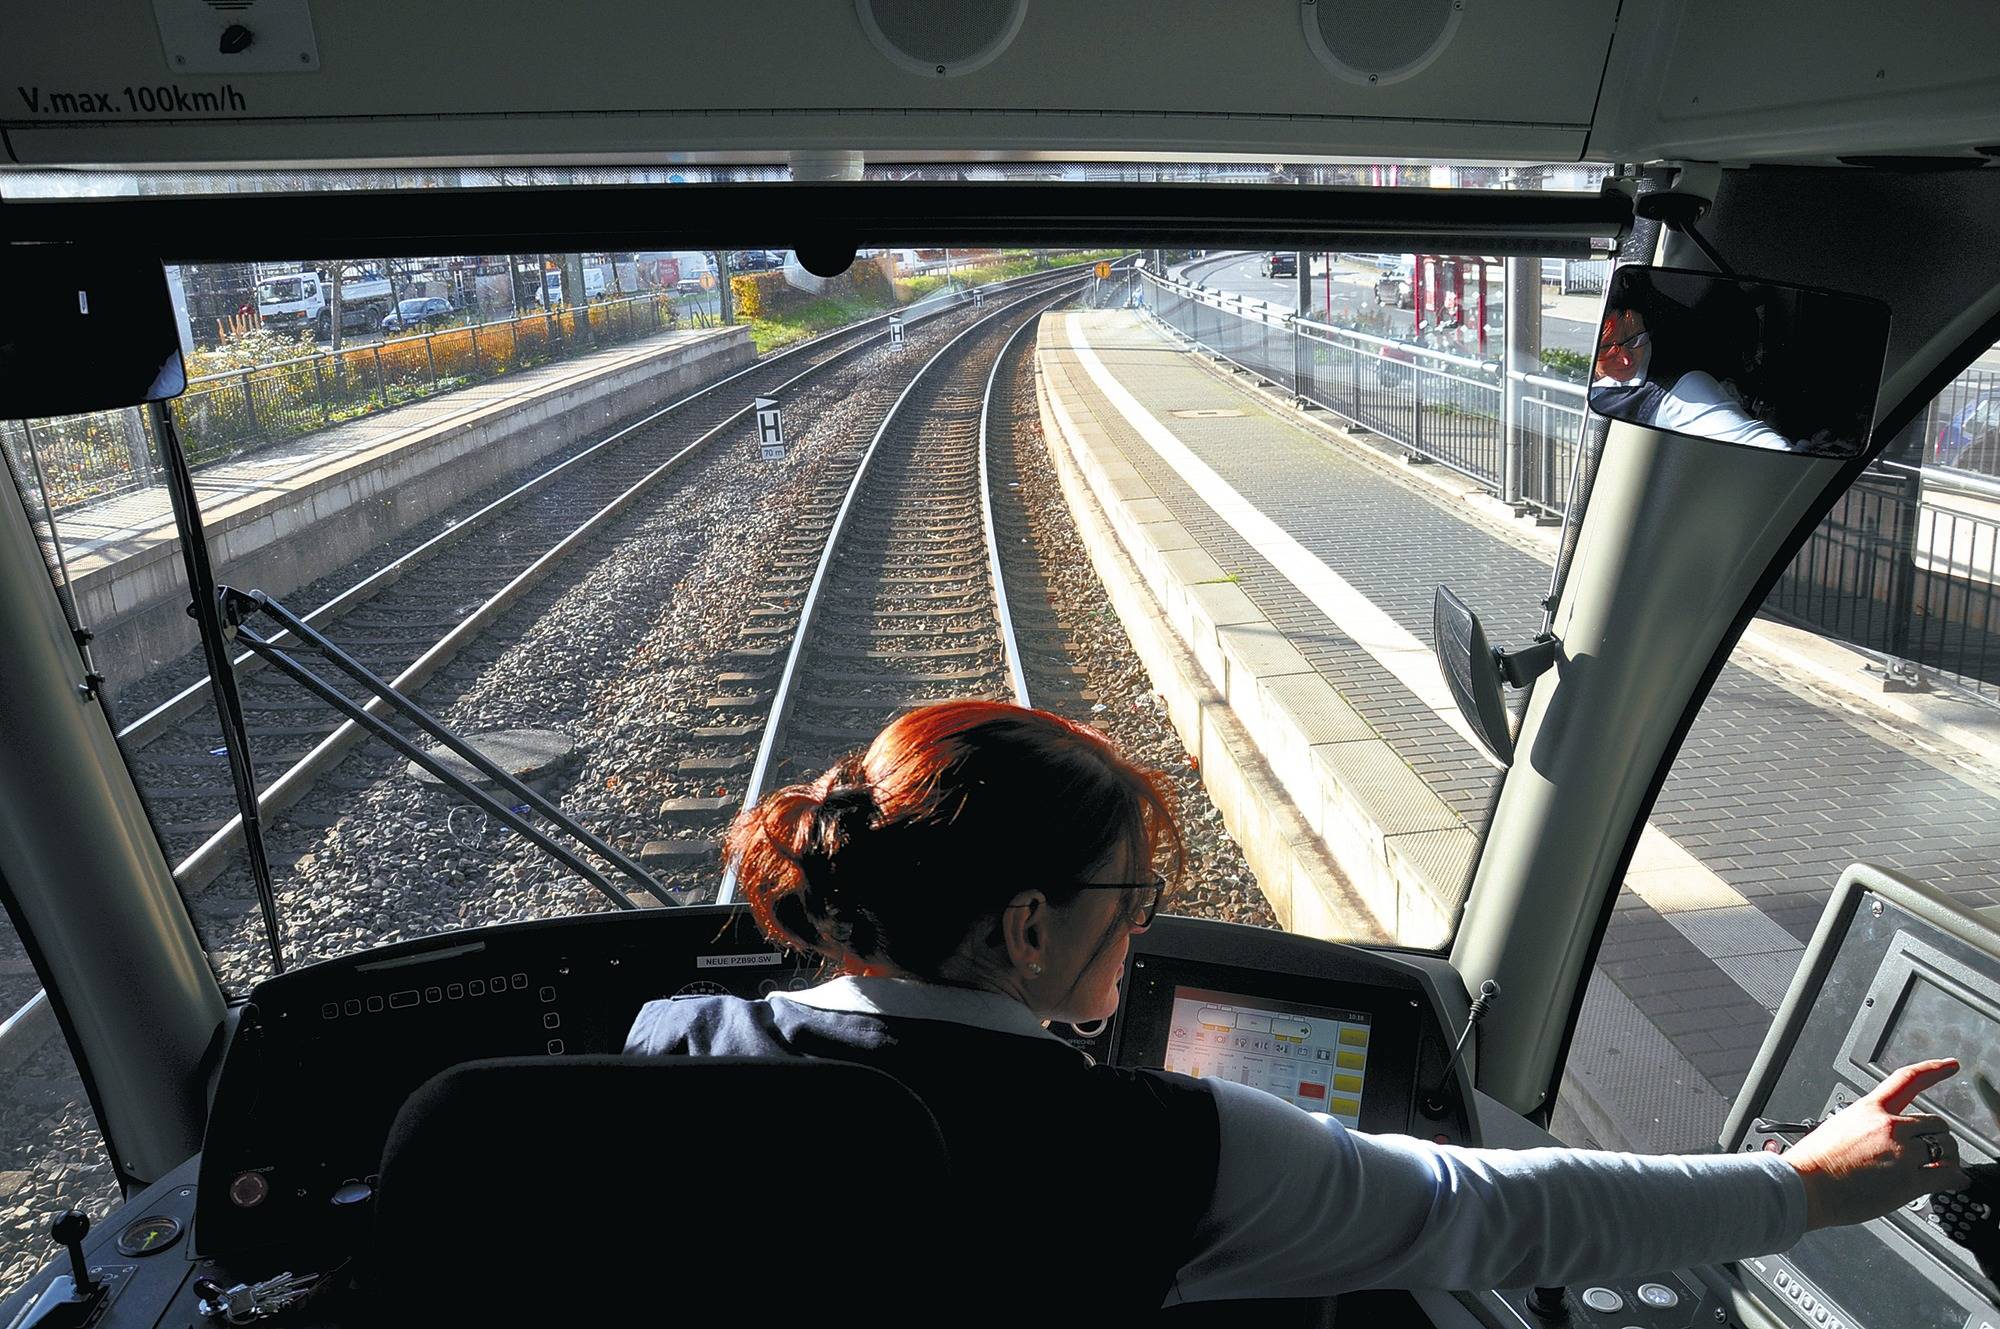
[
  {"xmin": 1422, "ymin": 980, "xmax": 1500, "ymax": 1118},
  {"xmin": 11, "ymin": 1211, "xmax": 105, "ymax": 1329},
  {"xmin": 51, "ymin": 1212, "xmax": 93, "ymax": 1296},
  {"xmin": 1524, "ymin": 1285, "xmax": 1567, "ymax": 1319}
]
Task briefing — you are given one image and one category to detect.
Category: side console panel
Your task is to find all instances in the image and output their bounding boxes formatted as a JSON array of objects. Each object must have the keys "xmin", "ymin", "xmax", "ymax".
[{"xmin": 1715, "ymin": 864, "xmax": 2000, "ymax": 1329}]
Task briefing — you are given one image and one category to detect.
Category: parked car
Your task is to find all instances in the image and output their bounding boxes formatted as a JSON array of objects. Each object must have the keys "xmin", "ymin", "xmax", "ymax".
[
  {"xmin": 1259, "ymin": 252, "xmax": 1298, "ymax": 279},
  {"xmin": 731, "ymin": 250, "xmax": 782, "ymax": 272},
  {"xmin": 381, "ymin": 297, "xmax": 455, "ymax": 333},
  {"xmin": 1375, "ymin": 258, "xmax": 1415, "ymax": 308},
  {"xmin": 1935, "ymin": 396, "xmax": 2000, "ymax": 471}
]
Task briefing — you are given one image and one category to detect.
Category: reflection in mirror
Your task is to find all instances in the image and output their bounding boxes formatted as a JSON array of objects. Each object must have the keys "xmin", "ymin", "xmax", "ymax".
[
  {"xmin": 1588, "ymin": 266, "xmax": 1890, "ymax": 459},
  {"xmin": 0, "ymin": 247, "xmax": 187, "ymax": 419}
]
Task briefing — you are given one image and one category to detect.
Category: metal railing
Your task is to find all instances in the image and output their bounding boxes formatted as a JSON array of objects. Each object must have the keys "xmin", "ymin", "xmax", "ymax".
[
  {"xmin": 1142, "ymin": 269, "xmax": 1587, "ymax": 520},
  {"xmin": 7, "ymin": 289, "xmax": 707, "ymax": 514},
  {"xmin": 1141, "ymin": 266, "xmax": 2000, "ymax": 702}
]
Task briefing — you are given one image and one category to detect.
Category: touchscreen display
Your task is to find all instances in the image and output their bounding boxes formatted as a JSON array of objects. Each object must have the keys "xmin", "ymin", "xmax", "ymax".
[
  {"xmin": 1161, "ymin": 986, "xmax": 1372, "ymax": 1126},
  {"xmin": 1874, "ymin": 970, "xmax": 2000, "ymax": 1148}
]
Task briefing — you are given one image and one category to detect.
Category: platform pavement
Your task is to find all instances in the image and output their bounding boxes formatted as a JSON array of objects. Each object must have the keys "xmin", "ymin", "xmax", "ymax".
[
  {"xmin": 1039, "ymin": 309, "xmax": 2000, "ymax": 1155},
  {"xmin": 58, "ymin": 325, "xmax": 731, "ymax": 580}
]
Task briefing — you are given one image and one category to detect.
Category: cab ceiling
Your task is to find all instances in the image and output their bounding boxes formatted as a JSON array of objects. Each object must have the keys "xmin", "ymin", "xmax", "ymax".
[{"xmin": 1, "ymin": 1, "xmax": 1996, "ymax": 170}]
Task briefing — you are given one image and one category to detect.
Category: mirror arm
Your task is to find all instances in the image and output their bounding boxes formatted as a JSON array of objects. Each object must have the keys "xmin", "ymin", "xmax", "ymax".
[
  {"xmin": 1496, "ymin": 635, "xmax": 1562, "ymax": 690},
  {"xmin": 1634, "ymin": 192, "xmax": 1738, "ymax": 278}
]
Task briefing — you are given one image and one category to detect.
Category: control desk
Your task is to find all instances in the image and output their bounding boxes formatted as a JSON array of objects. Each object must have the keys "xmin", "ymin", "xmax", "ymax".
[{"xmin": 4, "ymin": 866, "xmax": 1996, "ymax": 1328}]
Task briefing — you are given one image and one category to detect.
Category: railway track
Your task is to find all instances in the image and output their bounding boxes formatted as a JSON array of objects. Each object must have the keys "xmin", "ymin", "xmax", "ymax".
[
  {"xmin": 0, "ymin": 267, "xmax": 1128, "ymax": 1298},
  {"xmin": 115, "ymin": 269, "xmax": 1091, "ymax": 894},
  {"xmin": 695, "ymin": 279, "xmax": 1095, "ymax": 901}
]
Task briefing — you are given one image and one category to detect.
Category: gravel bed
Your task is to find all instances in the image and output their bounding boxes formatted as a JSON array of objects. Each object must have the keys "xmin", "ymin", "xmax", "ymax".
[
  {"xmin": 189, "ymin": 314, "xmax": 975, "ymax": 991},
  {"xmin": 996, "ymin": 317, "xmax": 1273, "ymax": 928}
]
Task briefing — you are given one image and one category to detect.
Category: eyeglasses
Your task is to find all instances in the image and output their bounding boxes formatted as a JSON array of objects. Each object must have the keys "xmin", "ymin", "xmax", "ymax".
[
  {"xmin": 1069, "ymin": 872, "xmax": 1168, "ymax": 928},
  {"xmin": 1602, "ymin": 328, "xmax": 1651, "ymax": 356}
]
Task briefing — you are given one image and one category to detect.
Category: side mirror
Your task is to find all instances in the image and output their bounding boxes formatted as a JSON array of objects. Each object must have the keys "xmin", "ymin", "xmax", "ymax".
[
  {"xmin": 0, "ymin": 246, "xmax": 187, "ymax": 418},
  {"xmin": 1588, "ymin": 265, "xmax": 1890, "ymax": 459},
  {"xmin": 1434, "ymin": 587, "xmax": 1516, "ymax": 765},
  {"xmin": 1433, "ymin": 586, "xmax": 1560, "ymax": 768}
]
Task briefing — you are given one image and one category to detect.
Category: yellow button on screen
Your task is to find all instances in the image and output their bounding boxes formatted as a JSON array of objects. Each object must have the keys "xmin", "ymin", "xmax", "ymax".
[
  {"xmin": 1336, "ymin": 1050, "xmax": 1366, "ymax": 1070},
  {"xmin": 1330, "ymin": 1098, "xmax": 1361, "ymax": 1117},
  {"xmin": 1334, "ymin": 1073, "xmax": 1364, "ymax": 1094},
  {"xmin": 1338, "ymin": 1027, "xmax": 1369, "ymax": 1047}
]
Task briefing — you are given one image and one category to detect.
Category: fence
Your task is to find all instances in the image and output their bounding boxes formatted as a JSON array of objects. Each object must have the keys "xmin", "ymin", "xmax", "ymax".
[
  {"xmin": 1142, "ymin": 269, "xmax": 1587, "ymax": 520},
  {"xmin": 8, "ymin": 290, "xmax": 700, "ymax": 513},
  {"xmin": 1141, "ymin": 267, "xmax": 2000, "ymax": 703}
]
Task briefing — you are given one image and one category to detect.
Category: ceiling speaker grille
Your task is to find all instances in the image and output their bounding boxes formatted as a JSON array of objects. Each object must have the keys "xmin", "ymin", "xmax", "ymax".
[
  {"xmin": 1302, "ymin": 0, "xmax": 1462, "ymax": 87},
  {"xmin": 856, "ymin": 0, "xmax": 1028, "ymax": 78}
]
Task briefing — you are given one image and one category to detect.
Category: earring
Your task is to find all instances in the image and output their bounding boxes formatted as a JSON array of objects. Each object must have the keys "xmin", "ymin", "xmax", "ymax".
[{"xmin": 1026, "ymin": 962, "xmax": 1044, "ymax": 977}]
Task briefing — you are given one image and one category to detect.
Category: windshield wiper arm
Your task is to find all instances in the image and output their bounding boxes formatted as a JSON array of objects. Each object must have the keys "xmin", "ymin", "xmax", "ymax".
[
  {"xmin": 217, "ymin": 587, "xmax": 678, "ymax": 911},
  {"xmin": 150, "ymin": 404, "xmax": 289, "ymax": 971}
]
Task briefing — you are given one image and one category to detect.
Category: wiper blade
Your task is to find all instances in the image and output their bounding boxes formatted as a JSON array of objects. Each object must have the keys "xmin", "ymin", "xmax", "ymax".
[
  {"xmin": 219, "ymin": 586, "xmax": 679, "ymax": 911},
  {"xmin": 152, "ymin": 404, "xmax": 288, "ymax": 971}
]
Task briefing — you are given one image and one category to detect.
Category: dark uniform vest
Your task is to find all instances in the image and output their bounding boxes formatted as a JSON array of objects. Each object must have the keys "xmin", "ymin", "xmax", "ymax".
[{"xmin": 628, "ymin": 994, "xmax": 1221, "ymax": 1318}]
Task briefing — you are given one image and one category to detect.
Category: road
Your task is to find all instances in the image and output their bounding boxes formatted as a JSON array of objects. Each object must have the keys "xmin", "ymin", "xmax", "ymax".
[{"xmin": 1188, "ymin": 252, "xmax": 1599, "ymax": 359}]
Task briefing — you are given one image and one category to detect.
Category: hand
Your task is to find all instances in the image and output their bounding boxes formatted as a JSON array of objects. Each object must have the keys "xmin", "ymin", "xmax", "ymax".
[{"xmin": 1786, "ymin": 1059, "xmax": 1973, "ymax": 1231}]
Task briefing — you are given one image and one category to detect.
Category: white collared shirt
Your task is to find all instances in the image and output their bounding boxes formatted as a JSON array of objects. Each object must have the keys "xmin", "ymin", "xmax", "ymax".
[{"xmin": 744, "ymin": 977, "xmax": 1807, "ymax": 1303}]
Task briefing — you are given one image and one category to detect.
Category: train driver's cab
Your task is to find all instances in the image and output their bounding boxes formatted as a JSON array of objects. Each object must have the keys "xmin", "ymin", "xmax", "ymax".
[{"xmin": 3, "ymin": 3, "xmax": 2000, "ymax": 1327}]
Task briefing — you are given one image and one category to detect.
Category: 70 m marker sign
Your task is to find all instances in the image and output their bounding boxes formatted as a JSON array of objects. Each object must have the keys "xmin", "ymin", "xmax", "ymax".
[{"xmin": 754, "ymin": 396, "xmax": 785, "ymax": 461}]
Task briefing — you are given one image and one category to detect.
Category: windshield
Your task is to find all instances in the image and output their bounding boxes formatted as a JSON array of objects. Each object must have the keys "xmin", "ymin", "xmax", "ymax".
[
  {"xmin": 258, "ymin": 278, "xmax": 305, "ymax": 304},
  {"xmin": 4, "ymin": 239, "xmax": 1573, "ymax": 990},
  {"xmin": 0, "ymin": 227, "xmax": 1604, "ymax": 1292}
]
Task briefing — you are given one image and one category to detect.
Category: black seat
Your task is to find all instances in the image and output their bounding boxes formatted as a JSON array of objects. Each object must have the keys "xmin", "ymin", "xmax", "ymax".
[{"xmin": 370, "ymin": 1055, "xmax": 960, "ymax": 1326}]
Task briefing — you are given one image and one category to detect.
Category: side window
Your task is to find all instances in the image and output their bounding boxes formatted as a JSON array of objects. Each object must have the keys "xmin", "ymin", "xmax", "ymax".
[
  {"xmin": 1554, "ymin": 342, "xmax": 2000, "ymax": 1154},
  {"xmin": 0, "ymin": 913, "xmax": 121, "ymax": 1299}
]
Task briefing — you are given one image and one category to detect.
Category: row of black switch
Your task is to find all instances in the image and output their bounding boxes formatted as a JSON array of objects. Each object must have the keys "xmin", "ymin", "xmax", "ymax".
[{"xmin": 318, "ymin": 973, "xmax": 553, "ymax": 1019}]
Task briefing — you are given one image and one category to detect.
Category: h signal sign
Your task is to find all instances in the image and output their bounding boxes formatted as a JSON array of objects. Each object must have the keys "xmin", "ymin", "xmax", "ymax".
[
  {"xmin": 888, "ymin": 315, "xmax": 904, "ymax": 349},
  {"xmin": 754, "ymin": 396, "xmax": 785, "ymax": 460}
]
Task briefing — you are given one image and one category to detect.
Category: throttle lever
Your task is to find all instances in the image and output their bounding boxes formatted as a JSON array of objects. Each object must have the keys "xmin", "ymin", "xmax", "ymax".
[{"xmin": 5, "ymin": 1212, "xmax": 105, "ymax": 1329}]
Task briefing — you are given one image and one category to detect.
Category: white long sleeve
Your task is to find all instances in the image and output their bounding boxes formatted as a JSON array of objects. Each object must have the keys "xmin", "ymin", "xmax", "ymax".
[{"xmin": 1169, "ymin": 1077, "xmax": 1807, "ymax": 1303}]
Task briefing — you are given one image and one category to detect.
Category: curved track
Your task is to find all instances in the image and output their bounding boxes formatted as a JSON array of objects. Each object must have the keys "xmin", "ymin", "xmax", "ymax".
[
  {"xmin": 118, "ymin": 270, "xmax": 1090, "ymax": 893},
  {"xmin": 714, "ymin": 279, "xmax": 1094, "ymax": 903}
]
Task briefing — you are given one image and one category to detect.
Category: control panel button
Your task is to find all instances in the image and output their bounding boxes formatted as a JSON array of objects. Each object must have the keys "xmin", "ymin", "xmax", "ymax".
[
  {"xmin": 545, "ymin": 1038, "xmax": 564, "ymax": 1055},
  {"xmin": 539, "ymin": 985, "xmax": 556, "ymax": 1002},
  {"xmin": 1580, "ymin": 1287, "xmax": 1623, "ymax": 1313},
  {"xmin": 1636, "ymin": 1282, "xmax": 1678, "ymax": 1309},
  {"xmin": 542, "ymin": 1012, "xmax": 560, "ymax": 1030}
]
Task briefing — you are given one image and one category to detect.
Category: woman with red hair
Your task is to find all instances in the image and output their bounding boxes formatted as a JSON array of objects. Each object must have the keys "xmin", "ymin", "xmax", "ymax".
[{"xmin": 627, "ymin": 700, "xmax": 1970, "ymax": 1315}]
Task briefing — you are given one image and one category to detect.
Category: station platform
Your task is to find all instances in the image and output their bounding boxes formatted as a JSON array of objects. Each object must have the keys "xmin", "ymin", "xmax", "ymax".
[
  {"xmin": 57, "ymin": 323, "xmax": 753, "ymax": 702},
  {"xmin": 1037, "ymin": 309, "xmax": 2000, "ymax": 1154}
]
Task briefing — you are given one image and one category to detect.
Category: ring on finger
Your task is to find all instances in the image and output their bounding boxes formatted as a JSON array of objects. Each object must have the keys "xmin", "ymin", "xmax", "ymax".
[{"xmin": 1924, "ymin": 1136, "xmax": 1947, "ymax": 1165}]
